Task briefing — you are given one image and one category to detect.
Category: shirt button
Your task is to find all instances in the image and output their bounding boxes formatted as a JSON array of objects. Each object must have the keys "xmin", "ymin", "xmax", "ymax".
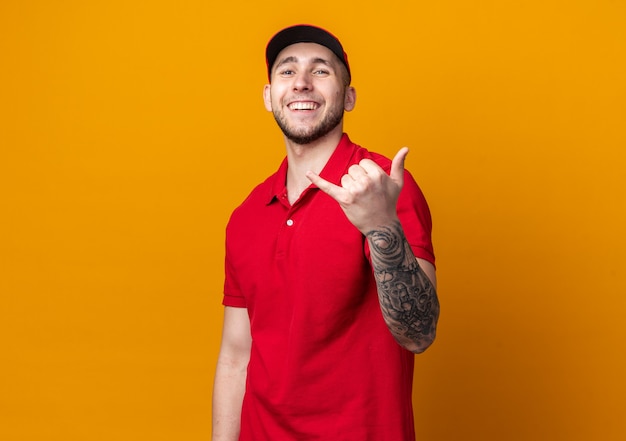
[{"xmin": 286, "ymin": 219, "xmax": 294, "ymax": 226}]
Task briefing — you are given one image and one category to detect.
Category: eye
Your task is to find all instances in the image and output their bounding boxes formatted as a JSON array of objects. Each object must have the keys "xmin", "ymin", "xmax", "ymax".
[
  {"xmin": 314, "ymin": 69, "xmax": 330, "ymax": 75},
  {"xmin": 279, "ymin": 69, "xmax": 295, "ymax": 76}
]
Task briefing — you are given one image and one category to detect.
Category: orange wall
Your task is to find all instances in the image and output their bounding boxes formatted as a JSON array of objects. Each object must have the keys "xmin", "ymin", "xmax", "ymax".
[{"xmin": 1, "ymin": 1, "xmax": 624, "ymax": 440}]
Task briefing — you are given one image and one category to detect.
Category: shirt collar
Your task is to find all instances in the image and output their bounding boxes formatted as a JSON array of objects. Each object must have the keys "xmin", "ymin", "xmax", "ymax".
[{"xmin": 266, "ymin": 133, "xmax": 356, "ymax": 205}]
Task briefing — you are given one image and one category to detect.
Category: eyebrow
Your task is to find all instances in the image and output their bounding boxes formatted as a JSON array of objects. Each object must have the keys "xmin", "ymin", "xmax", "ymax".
[
  {"xmin": 275, "ymin": 56, "xmax": 298, "ymax": 69},
  {"xmin": 312, "ymin": 57, "xmax": 332, "ymax": 67}
]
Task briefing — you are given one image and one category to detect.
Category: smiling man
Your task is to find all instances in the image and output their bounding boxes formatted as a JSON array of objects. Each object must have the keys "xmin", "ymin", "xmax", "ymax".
[{"xmin": 212, "ymin": 25, "xmax": 440, "ymax": 441}]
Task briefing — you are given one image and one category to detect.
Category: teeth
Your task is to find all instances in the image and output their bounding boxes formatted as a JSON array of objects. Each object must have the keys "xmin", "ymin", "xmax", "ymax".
[{"xmin": 288, "ymin": 102, "xmax": 317, "ymax": 110}]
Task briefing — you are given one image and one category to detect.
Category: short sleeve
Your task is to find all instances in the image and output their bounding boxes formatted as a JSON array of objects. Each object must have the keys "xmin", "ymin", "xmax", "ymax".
[
  {"xmin": 222, "ymin": 222, "xmax": 248, "ymax": 308},
  {"xmin": 395, "ymin": 169, "xmax": 435, "ymax": 266}
]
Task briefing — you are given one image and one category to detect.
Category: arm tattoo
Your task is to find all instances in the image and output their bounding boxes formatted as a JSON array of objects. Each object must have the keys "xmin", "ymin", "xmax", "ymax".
[{"xmin": 366, "ymin": 221, "xmax": 439, "ymax": 351}]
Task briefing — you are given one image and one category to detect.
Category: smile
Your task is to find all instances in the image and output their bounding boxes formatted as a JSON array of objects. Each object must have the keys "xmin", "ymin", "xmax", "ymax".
[{"xmin": 288, "ymin": 101, "xmax": 319, "ymax": 110}]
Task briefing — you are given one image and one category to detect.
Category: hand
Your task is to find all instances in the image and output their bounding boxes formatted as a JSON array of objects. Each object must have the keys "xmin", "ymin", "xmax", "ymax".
[{"xmin": 306, "ymin": 147, "xmax": 409, "ymax": 234}]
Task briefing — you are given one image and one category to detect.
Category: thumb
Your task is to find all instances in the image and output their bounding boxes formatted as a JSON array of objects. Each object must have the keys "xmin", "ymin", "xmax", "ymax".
[{"xmin": 390, "ymin": 147, "xmax": 409, "ymax": 185}]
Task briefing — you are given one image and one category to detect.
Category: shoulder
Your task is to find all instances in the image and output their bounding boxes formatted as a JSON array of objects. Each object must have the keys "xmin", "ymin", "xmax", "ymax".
[
  {"xmin": 227, "ymin": 172, "xmax": 277, "ymax": 226},
  {"xmin": 350, "ymin": 143, "xmax": 392, "ymax": 171}
]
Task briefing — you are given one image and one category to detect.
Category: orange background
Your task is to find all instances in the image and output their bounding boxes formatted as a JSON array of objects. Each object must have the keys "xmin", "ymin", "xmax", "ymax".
[{"xmin": 1, "ymin": 1, "xmax": 625, "ymax": 440}]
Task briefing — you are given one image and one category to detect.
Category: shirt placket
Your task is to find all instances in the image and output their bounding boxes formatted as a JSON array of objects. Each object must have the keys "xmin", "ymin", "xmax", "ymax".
[{"xmin": 274, "ymin": 189, "xmax": 308, "ymax": 260}]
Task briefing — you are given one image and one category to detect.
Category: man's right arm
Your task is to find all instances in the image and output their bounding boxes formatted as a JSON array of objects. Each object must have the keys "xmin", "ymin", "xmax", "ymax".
[{"xmin": 212, "ymin": 306, "xmax": 251, "ymax": 441}]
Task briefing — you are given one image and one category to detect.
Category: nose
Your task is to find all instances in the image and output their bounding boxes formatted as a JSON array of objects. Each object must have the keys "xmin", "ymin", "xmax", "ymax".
[{"xmin": 292, "ymin": 71, "xmax": 312, "ymax": 91}]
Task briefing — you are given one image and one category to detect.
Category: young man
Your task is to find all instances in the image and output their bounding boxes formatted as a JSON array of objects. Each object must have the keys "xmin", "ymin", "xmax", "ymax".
[{"xmin": 212, "ymin": 25, "xmax": 440, "ymax": 441}]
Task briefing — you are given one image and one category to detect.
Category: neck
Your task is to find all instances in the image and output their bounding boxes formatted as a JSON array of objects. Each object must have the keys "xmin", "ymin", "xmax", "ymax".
[{"xmin": 284, "ymin": 128, "xmax": 344, "ymax": 204}]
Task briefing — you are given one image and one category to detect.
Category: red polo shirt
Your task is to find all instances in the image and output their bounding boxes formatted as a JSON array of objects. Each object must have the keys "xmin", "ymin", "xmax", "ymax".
[{"xmin": 223, "ymin": 134, "xmax": 434, "ymax": 440}]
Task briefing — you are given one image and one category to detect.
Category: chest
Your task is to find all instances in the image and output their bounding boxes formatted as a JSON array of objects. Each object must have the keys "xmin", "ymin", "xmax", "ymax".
[{"xmin": 227, "ymin": 189, "xmax": 372, "ymax": 312}]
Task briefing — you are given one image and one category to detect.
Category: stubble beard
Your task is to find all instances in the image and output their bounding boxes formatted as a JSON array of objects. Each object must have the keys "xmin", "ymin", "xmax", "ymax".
[{"xmin": 273, "ymin": 104, "xmax": 344, "ymax": 145}]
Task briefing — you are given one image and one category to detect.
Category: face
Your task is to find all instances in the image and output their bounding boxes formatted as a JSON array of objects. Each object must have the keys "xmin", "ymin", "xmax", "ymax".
[{"xmin": 263, "ymin": 43, "xmax": 356, "ymax": 145}]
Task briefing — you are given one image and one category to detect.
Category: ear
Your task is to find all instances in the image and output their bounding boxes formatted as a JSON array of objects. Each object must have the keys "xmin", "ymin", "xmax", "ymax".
[
  {"xmin": 263, "ymin": 84, "xmax": 272, "ymax": 111},
  {"xmin": 344, "ymin": 86, "xmax": 356, "ymax": 112}
]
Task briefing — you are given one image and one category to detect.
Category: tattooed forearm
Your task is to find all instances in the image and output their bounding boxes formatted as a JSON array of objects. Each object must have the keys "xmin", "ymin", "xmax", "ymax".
[{"xmin": 367, "ymin": 221, "xmax": 439, "ymax": 353}]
